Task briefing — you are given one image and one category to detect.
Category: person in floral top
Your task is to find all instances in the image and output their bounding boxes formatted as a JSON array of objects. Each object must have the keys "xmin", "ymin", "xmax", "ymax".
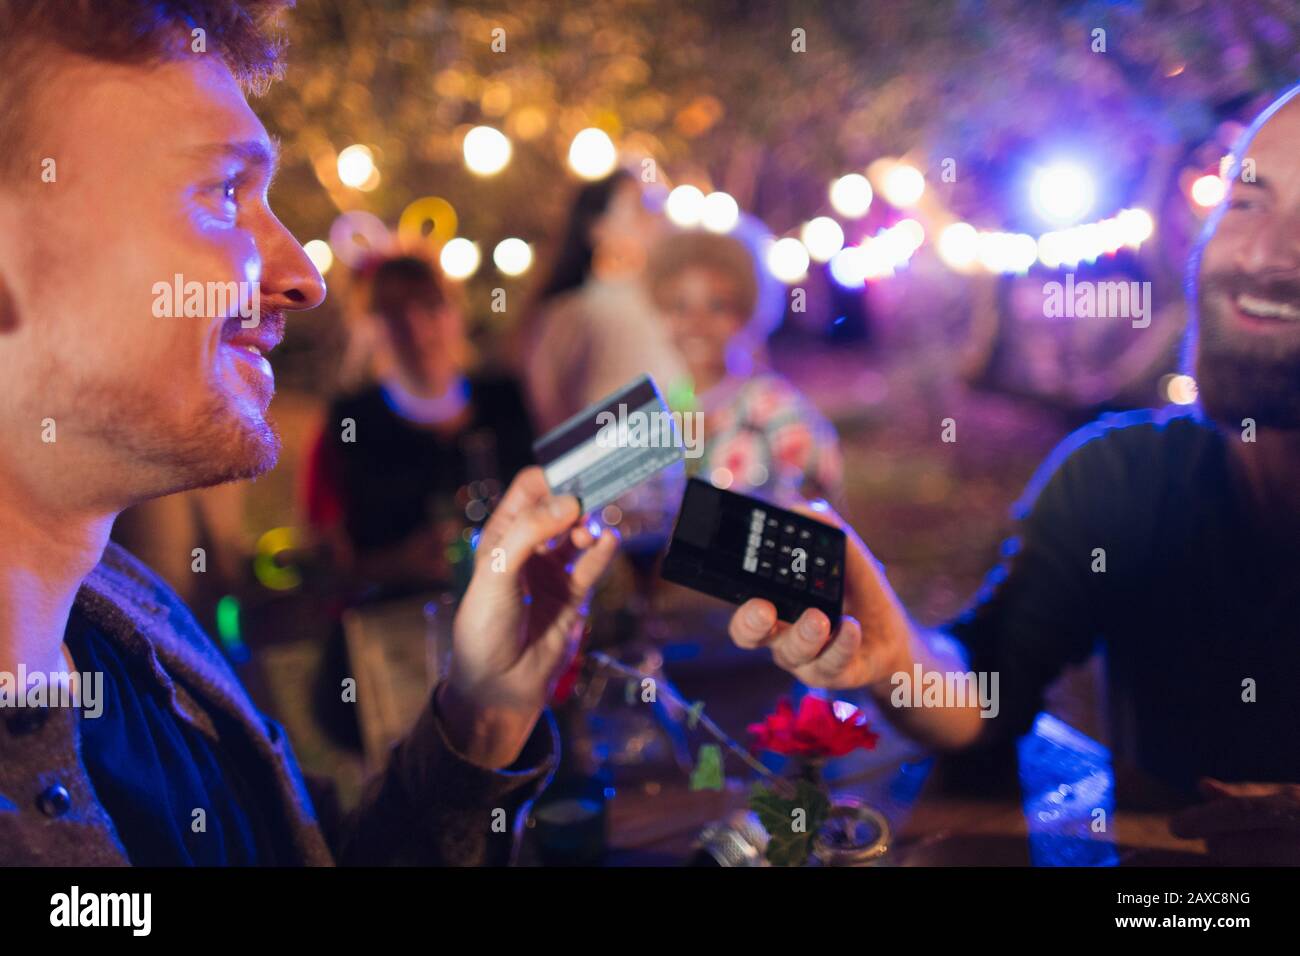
[{"xmin": 646, "ymin": 229, "xmax": 844, "ymax": 505}]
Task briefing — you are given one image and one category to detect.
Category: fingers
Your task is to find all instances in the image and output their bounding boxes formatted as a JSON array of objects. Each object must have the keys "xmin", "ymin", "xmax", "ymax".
[
  {"xmin": 568, "ymin": 524, "xmax": 620, "ymax": 594},
  {"xmin": 569, "ymin": 521, "xmax": 597, "ymax": 551},
  {"xmin": 476, "ymin": 466, "xmax": 552, "ymax": 555},
  {"xmin": 729, "ymin": 601, "xmax": 869, "ymax": 688},
  {"xmin": 727, "ymin": 603, "xmax": 831, "ymax": 664},
  {"xmin": 769, "ymin": 608, "xmax": 833, "ymax": 672},
  {"xmin": 729, "ymin": 599, "xmax": 778, "ymax": 648},
  {"xmin": 793, "ymin": 618, "xmax": 863, "ymax": 687},
  {"xmin": 493, "ymin": 494, "xmax": 582, "ymax": 577}
]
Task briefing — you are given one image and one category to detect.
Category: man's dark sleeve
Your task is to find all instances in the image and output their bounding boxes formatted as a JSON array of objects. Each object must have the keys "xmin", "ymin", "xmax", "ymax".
[
  {"xmin": 331, "ymin": 689, "xmax": 558, "ymax": 865},
  {"xmin": 944, "ymin": 416, "xmax": 1157, "ymax": 743}
]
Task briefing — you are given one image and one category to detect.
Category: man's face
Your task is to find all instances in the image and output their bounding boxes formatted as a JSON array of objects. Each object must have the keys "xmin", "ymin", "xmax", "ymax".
[
  {"xmin": 1195, "ymin": 96, "xmax": 1300, "ymax": 428},
  {"xmin": 0, "ymin": 48, "xmax": 324, "ymax": 512}
]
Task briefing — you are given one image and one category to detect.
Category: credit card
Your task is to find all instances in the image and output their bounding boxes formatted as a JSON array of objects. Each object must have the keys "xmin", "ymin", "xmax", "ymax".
[{"xmin": 533, "ymin": 374, "xmax": 685, "ymax": 515}]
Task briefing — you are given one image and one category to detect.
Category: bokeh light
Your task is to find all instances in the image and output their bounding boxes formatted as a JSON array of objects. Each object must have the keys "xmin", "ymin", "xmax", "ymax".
[
  {"xmin": 1190, "ymin": 174, "xmax": 1227, "ymax": 208},
  {"xmin": 337, "ymin": 144, "xmax": 377, "ymax": 189},
  {"xmin": 979, "ymin": 231, "xmax": 1038, "ymax": 274},
  {"xmin": 937, "ymin": 222, "xmax": 979, "ymax": 271},
  {"xmin": 881, "ymin": 163, "xmax": 926, "ymax": 207},
  {"xmin": 1030, "ymin": 162, "xmax": 1095, "ymax": 226},
  {"xmin": 328, "ymin": 210, "xmax": 391, "ymax": 268},
  {"xmin": 892, "ymin": 218, "xmax": 926, "ymax": 252},
  {"xmin": 766, "ymin": 237, "xmax": 811, "ymax": 283},
  {"xmin": 440, "ymin": 237, "xmax": 481, "ymax": 279},
  {"xmin": 302, "ymin": 239, "xmax": 333, "ymax": 275},
  {"xmin": 801, "ymin": 217, "xmax": 845, "ymax": 262},
  {"xmin": 701, "ymin": 191, "xmax": 740, "ymax": 232},
  {"xmin": 568, "ymin": 128, "xmax": 618, "ymax": 179},
  {"xmin": 829, "ymin": 244, "xmax": 869, "ymax": 287},
  {"xmin": 492, "ymin": 237, "xmax": 533, "ymax": 276},
  {"xmin": 829, "ymin": 173, "xmax": 873, "ymax": 218},
  {"xmin": 665, "ymin": 184, "xmax": 706, "ymax": 227},
  {"xmin": 463, "ymin": 126, "xmax": 512, "ymax": 176},
  {"xmin": 1163, "ymin": 373, "xmax": 1199, "ymax": 405}
]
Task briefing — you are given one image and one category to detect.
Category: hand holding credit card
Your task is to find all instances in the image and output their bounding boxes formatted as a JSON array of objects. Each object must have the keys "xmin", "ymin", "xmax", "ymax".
[{"xmin": 532, "ymin": 374, "xmax": 685, "ymax": 515}]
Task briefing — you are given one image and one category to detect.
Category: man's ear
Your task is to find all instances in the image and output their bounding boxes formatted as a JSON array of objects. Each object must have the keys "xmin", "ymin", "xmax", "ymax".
[
  {"xmin": 0, "ymin": 195, "xmax": 22, "ymax": 333},
  {"xmin": 0, "ymin": 268, "xmax": 16, "ymax": 333}
]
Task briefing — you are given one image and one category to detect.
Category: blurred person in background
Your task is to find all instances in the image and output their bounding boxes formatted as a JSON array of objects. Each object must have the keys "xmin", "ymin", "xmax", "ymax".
[
  {"xmin": 646, "ymin": 228, "xmax": 844, "ymax": 505},
  {"xmin": 521, "ymin": 169, "xmax": 687, "ymax": 431},
  {"xmin": 303, "ymin": 254, "xmax": 534, "ymax": 601},
  {"xmin": 725, "ymin": 85, "xmax": 1300, "ymax": 864}
]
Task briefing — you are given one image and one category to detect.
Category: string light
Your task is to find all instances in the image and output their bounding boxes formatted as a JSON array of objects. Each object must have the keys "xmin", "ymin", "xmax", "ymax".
[
  {"xmin": 440, "ymin": 237, "xmax": 481, "ymax": 279},
  {"xmin": 801, "ymin": 217, "xmax": 845, "ymax": 262},
  {"xmin": 463, "ymin": 126, "xmax": 512, "ymax": 176},
  {"xmin": 766, "ymin": 237, "xmax": 811, "ymax": 283},
  {"xmin": 937, "ymin": 222, "xmax": 979, "ymax": 271},
  {"xmin": 303, "ymin": 239, "xmax": 333, "ymax": 275},
  {"xmin": 701, "ymin": 191, "xmax": 740, "ymax": 232},
  {"xmin": 1190, "ymin": 174, "xmax": 1227, "ymax": 208},
  {"xmin": 492, "ymin": 237, "xmax": 533, "ymax": 276},
  {"xmin": 665, "ymin": 184, "xmax": 706, "ymax": 227},
  {"xmin": 337, "ymin": 144, "xmax": 378, "ymax": 190},
  {"xmin": 829, "ymin": 245, "xmax": 869, "ymax": 287},
  {"xmin": 568, "ymin": 128, "xmax": 618, "ymax": 180},
  {"xmin": 829, "ymin": 173, "xmax": 873, "ymax": 218},
  {"xmin": 1030, "ymin": 162, "xmax": 1095, "ymax": 226},
  {"xmin": 880, "ymin": 163, "xmax": 925, "ymax": 208},
  {"xmin": 1163, "ymin": 373, "xmax": 1199, "ymax": 405}
]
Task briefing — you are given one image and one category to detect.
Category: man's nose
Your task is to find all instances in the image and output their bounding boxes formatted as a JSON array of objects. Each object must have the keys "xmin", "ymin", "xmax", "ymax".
[
  {"xmin": 1237, "ymin": 212, "xmax": 1300, "ymax": 279},
  {"xmin": 260, "ymin": 218, "xmax": 328, "ymax": 312}
]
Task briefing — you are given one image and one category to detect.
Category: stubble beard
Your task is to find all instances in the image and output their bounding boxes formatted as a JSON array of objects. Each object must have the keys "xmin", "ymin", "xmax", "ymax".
[{"xmin": 1194, "ymin": 275, "xmax": 1300, "ymax": 429}]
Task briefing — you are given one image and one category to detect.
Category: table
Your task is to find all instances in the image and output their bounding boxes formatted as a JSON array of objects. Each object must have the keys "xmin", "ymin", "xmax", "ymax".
[{"xmin": 590, "ymin": 644, "xmax": 1208, "ymax": 866}]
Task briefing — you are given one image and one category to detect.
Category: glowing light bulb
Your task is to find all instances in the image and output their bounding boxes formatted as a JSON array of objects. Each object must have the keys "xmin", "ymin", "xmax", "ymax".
[
  {"xmin": 440, "ymin": 238, "xmax": 481, "ymax": 279},
  {"xmin": 801, "ymin": 217, "xmax": 845, "ymax": 262},
  {"xmin": 303, "ymin": 239, "xmax": 333, "ymax": 275},
  {"xmin": 701, "ymin": 191, "xmax": 740, "ymax": 232},
  {"xmin": 337, "ymin": 144, "xmax": 376, "ymax": 189},
  {"xmin": 766, "ymin": 237, "xmax": 811, "ymax": 283},
  {"xmin": 665, "ymin": 185, "xmax": 706, "ymax": 227},
  {"xmin": 1030, "ymin": 162, "xmax": 1095, "ymax": 226},
  {"xmin": 829, "ymin": 174, "xmax": 873, "ymax": 218},
  {"xmin": 568, "ymin": 128, "xmax": 617, "ymax": 180},
  {"xmin": 463, "ymin": 126, "xmax": 512, "ymax": 176},
  {"xmin": 492, "ymin": 237, "xmax": 532, "ymax": 276},
  {"xmin": 881, "ymin": 163, "xmax": 925, "ymax": 207}
]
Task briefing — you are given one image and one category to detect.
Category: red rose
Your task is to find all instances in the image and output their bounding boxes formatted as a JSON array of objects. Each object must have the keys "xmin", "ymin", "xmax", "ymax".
[{"xmin": 747, "ymin": 695, "xmax": 879, "ymax": 759}]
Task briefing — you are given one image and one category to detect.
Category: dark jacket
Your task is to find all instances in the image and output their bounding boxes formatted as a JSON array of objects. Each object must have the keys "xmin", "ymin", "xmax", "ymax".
[{"xmin": 0, "ymin": 543, "xmax": 557, "ymax": 865}]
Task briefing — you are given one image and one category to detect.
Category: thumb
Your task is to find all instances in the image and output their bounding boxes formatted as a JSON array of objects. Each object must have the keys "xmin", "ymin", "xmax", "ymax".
[{"xmin": 490, "ymin": 494, "xmax": 582, "ymax": 578}]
